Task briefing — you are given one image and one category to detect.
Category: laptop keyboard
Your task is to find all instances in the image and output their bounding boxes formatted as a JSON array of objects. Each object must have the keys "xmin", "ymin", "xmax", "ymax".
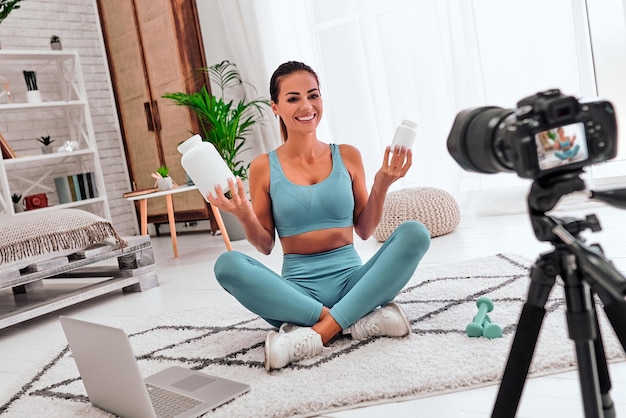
[{"xmin": 146, "ymin": 383, "xmax": 202, "ymax": 418}]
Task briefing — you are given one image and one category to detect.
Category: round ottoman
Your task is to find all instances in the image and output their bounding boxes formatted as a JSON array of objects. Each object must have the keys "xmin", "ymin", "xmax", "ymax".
[{"xmin": 374, "ymin": 187, "xmax": 460, "ymax": 241}]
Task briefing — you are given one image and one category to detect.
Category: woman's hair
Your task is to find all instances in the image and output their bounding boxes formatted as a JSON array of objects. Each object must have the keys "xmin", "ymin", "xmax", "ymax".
[{"xmin": 270, "ymin": 61, "xmax": 319, "ymax": 142}]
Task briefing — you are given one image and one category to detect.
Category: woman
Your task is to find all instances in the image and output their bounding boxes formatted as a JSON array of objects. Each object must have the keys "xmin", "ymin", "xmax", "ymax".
[
  {"xmin": 207, "ymin": 61, "xmax": 430, "ymax": 371},
  {"xmin": 553, "ymin": 126, "xmax": 580, "ymax": 162}
]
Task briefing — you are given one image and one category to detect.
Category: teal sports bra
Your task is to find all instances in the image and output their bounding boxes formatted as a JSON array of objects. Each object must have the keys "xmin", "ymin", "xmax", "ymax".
[{"xmin": 269, "ymin": 143, "xmax": 354, "ymax": 238}]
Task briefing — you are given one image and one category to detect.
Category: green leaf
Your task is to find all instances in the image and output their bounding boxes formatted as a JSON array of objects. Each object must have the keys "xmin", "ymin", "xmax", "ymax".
[{"xmin": 0, "ymin": 0, "xmax": 23, "ymax": 24}]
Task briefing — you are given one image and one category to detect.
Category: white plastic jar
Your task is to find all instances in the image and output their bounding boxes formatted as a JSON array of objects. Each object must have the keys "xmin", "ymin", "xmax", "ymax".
[
  {"xmin": 177, "ymin": 134, "xmax": 235, "ymax": 201},
  {"xmin": 391, "ymin": 119, "xmax": 418, "ymax": 150}
]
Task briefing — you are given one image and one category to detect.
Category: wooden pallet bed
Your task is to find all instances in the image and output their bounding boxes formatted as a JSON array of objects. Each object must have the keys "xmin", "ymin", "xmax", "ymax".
[{"xmin": 0, "ymin": 209, "xmax": 159, "ymax": 329}]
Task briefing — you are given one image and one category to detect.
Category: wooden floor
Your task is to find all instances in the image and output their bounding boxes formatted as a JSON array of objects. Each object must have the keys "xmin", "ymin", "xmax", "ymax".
[{"xmin": 0, "ymin": 203, "xmax": 625, "ymax": 417}]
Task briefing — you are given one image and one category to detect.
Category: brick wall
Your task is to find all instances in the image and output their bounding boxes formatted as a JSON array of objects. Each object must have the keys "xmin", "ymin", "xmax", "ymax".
[{"xmin": 0, "ymin": 0, "xmax": 138, "ymax": 236}]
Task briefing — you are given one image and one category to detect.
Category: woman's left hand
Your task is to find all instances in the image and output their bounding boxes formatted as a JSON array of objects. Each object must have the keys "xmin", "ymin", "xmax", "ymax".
[{"xmin": 375, "ymin": 145, "xmax": 412, "ymax": 188}]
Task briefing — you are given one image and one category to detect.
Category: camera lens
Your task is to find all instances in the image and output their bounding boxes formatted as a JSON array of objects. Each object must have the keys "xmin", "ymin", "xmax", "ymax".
[{"xmin": 446, "ymin": 106, "xmax": 515, "ymax": 174}]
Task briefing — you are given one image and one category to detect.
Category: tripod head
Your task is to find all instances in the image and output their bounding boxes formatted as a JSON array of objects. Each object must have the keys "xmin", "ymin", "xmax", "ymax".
[
  {"xmin": 527, "ymin": 169, "xmax": 626, "ymax": 301},
  {"xmin": 528, "ymin": 169, "xmax": 626, "ymax": 242}
]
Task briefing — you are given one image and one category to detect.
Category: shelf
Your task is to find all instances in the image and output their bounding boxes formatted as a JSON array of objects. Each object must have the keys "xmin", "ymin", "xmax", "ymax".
[
  {"xmin": 0, "ymin": 50, "xmax": 111, "ymax": 220},
  {"xmin": 2, "ymin": 149, "xmax": 95, "ymax": 166},
  {"xmin": 13, "ymin": 197, "xmax": 106, "ymax": 215},
  {"xmin": 0, "ymin": 49, "xmax": 78, "ymax": 60},
  {"xmin": 0, "ymin": 100, "xmax": 86, "ymax": 112}
]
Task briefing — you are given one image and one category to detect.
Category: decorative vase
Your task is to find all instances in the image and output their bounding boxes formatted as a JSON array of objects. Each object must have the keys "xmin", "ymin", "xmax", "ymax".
[
  {"xmin": 157, "ymin": 176, "xmax": 173, "ymax": 191},
  {"xmin": 26, "ymin": 90, "xmax": 42, "ymax": 103}
]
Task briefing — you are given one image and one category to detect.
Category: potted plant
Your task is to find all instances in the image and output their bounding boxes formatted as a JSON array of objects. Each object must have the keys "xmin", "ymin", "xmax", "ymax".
[
  {"xmin": 11, "ymin": 192, "xmax": 22, "ymax": 212},
  {"xmin": 163, "ymin": 60, "xmax": 270, "ymax": 241},
  {"xmin": 37, "ymin": 135, "xmax": 55, "ymax": 154},
  {"xmin": 0, "ymin": 0, "xmax": 23, "ymax": 49},
  {"xmin": 50, "ymin": 35, "xmax": 62, "ymax": 50},
  {"xmin": 155, "ymin": 165, "xmax": 173, "ymax": 190},
  {"xmin": 162, "ymin": 60, "xmax": 270, "ymax": 182}
]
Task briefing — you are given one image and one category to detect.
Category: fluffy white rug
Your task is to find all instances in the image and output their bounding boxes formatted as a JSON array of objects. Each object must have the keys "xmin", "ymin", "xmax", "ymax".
[{"xmin": 1, "ymin": 253, "xmax": 624, "ymax": 417}]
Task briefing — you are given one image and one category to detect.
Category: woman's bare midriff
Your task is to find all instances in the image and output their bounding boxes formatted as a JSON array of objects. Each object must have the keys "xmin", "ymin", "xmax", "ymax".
[{"xmin": 279, "ymin": 226, "xmax": 354, "ymax": 255}]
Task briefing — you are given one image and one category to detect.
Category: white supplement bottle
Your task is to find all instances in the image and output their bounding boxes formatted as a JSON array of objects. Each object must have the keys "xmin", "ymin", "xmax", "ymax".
[
  {"xmin": 391, "ymin": 119, "xmax": 418, "ymax": 150},
  {"xmin": 178, "ymin": 134, "xmax": 236, "ymax": 201}
]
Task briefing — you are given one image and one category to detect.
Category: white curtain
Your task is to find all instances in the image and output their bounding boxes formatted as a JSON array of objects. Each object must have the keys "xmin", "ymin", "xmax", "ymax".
[
  {"xmin": 196, "ymin": 0, "xmax": 617, "ymax": 215},
  {"xmin": 195, "ymin": 0, "xmax": 283, "ymax": 163}
]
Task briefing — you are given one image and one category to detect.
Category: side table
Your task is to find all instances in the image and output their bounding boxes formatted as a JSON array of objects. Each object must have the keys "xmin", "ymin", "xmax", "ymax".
[{"xmin": 124, "ymin": 185, "xmax": 233, "ymax": 257}]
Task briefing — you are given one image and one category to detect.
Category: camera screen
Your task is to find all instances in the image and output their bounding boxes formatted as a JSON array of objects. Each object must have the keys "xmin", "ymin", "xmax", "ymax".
[{"xmin": 535, "ymin": 122, "xmax": 588, "ymax": 171}]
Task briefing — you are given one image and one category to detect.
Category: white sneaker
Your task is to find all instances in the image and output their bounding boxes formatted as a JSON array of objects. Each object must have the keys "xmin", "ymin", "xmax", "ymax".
[
  {"xmin": 347, "ymin": 302, "xmax": 411, "ymax": 341},
  {"xmin": 278, "ymin": 322, "xmax": 299, "ymax": 333},
  {"xmin": 264, "ymin": 327, "xmax": 324, "ymax": 371}
]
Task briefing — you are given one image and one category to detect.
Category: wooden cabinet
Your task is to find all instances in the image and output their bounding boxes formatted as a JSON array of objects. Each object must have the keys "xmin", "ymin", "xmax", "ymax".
[
  {"xmin": 97, "ymin": 0, "xmax": 216, "ymax": 228},
  {"xmin": 0, "ymin": 50, "xmax": 111, "ymax": 219}
]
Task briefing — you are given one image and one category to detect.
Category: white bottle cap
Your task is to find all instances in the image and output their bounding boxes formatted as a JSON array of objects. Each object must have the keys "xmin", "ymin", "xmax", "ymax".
[{"xmin": 401, "ymin": 119, "xmax": 417, "ymax": 129}]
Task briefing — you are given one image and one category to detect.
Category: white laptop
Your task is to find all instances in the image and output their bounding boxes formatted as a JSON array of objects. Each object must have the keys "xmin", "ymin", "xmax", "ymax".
[{"xmin": 59, "ymin": 316, "xmax": 250, "ymax": 418}]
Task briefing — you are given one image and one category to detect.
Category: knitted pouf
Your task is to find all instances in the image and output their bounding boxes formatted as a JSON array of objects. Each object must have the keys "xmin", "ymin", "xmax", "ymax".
[{"xmin": 374, "ymin": 187, "xmax": 460, "ymax": 241}]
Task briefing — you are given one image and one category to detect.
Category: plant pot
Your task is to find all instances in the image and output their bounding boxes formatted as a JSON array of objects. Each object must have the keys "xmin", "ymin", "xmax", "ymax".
[
  {"xmin": 157, "ymin": 176, "xmax": 173, "ymax": 191},
  {"xmin": 41, "ymin": 145, "xmax": 54, "ymax": 154},
  {"xmin": 26, "ymin": 90, "xmax": 42, "ymax": 103},
  {"xmin": 219, "ymin": 209, "xmax": 246, "ymax": 241},
  {"xmin": 13, "ymin": 202, "xmax": 24, "ymax": 213},
  {"xmin": 51, "ymin": 42, "xmax": 62, "ymax": 50}
]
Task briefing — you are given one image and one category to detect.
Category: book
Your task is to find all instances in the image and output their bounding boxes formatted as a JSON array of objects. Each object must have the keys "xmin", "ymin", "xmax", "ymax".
[
  {"xmin": 67, "ymin": 175, "xmax": 77, "ymax": 201},
  {"xmin": 54, "ymin": 176, "xmax": 72, "ymax": 204},
  {"xmin": 71, "ymin": 174, "xmax": 82, "ymax": 200},
  {"xmin": 77, "ymin": 173, "xmax": 88, "ymax": 199},
  {"xmin": 86, "ymin": 172, "xmax": 96, "ymax": 198},
  {"xmin": 123, "ymin": 187, "xmax": 160, "ymax": 198}
]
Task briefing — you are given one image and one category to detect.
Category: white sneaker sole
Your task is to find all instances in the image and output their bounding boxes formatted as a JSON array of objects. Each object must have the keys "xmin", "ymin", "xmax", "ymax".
[
  {"xmin": 264, "ymin": 331, "xmax": 279, "ymax": 371},
  {"xmin": 385, "ymin": 302, "xmax": 412, "ymax": 337}
]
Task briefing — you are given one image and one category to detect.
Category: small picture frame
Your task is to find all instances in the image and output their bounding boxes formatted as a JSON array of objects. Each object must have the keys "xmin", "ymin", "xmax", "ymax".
[{"xmin": 0, "ymin": 132, "xmax": 17, "ymax": 159}]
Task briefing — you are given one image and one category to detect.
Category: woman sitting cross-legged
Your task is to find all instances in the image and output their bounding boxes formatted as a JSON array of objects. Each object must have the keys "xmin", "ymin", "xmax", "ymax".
[{"xmin": 207, "ymin": 61, "xmax": 431, "ymax": 371}]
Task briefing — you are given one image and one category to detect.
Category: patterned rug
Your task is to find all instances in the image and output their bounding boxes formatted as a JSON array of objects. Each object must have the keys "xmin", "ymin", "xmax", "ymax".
[{"xmin": 1, "ymin": 253, "xmax": 624, "ymax": 417}]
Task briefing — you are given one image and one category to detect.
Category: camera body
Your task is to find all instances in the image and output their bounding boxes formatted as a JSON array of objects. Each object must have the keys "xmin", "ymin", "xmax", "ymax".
[
  {"xmin": 447, "ymin": 89, "xmax": 618, "ymax": 180},
  {"xmin": 24, "ymin": 193, "xmax": 48, "ymax": 210}
]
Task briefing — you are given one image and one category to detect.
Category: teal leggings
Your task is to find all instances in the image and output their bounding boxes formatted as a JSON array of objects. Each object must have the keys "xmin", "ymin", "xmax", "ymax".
[{"xmin": 214, "ymin": 221, "xmax": 430, "ymax": 329}]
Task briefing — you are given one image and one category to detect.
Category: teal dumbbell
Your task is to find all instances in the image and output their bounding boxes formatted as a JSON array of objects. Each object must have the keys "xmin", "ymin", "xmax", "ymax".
[
  {"xmin": 465, "ymin": 297, "xmax": 494, "ymax": 338},
  {"xmin": 482, "ymin": 315, "xmax": 503, "ymax": 339}
]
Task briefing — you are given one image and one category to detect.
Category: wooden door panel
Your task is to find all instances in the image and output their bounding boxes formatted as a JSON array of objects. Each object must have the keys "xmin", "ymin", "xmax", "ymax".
[
  {"xmin": 135, "ymin": 0, "xmax": 208, "ymax": 214},
  {"xmin": 99, "ymin": 0, "xmax": 165, "ymax": 214},
  {"xmin": 98, "ymin": 0, "xmax": 210, "ymax": 223}
]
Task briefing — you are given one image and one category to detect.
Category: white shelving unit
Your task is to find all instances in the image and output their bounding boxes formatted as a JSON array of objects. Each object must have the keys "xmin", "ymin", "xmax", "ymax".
[{"xmin": 0, "ymin": 50, "xmax": 110, "ymax": 219}]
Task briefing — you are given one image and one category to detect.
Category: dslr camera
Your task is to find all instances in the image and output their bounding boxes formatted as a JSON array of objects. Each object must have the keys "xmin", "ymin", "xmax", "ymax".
[{"xmin": 447, "ymin": 89, "xmax": 618, "ymax": 180}]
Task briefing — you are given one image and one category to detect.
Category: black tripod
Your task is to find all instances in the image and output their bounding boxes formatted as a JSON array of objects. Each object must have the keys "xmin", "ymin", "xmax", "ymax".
[{"xmin": 491, "ymin": 171, "xmax": 626, "ymax": 418}]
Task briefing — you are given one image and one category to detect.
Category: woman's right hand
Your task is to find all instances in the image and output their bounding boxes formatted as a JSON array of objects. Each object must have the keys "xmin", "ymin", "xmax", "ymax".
[
  {"xmin": 206, "ymin": 177, "xmax": 254, "ymax": 221},
  {"xmin": 208, "ymin": 176, "xmax": 276, "ymax": 254}
]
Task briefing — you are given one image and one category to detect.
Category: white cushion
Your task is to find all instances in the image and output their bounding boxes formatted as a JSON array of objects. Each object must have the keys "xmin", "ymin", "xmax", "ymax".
[
  {"xmin": 374, "ymin": 187, "xmax": 460, "ymax": 241},
  {"xmin": 0, "ymin": 209, "xmax": 125, "ymax": 270}
]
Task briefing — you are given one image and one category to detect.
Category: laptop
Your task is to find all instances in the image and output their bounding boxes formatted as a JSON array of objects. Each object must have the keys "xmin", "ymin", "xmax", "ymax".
[{"xmin": 59, "ymin": 316, "xmax": 250, "ymax": 418}]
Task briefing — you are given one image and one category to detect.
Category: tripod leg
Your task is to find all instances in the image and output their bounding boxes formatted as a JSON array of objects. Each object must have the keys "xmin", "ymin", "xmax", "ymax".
[
  {"xmin": 491, "ymin": 255, "xmax": 556, "ymax": 418},
  {"xmin": 601, "ymin": 300, "xmax": 626, "ymax": 354},
  {"xmin": 564, "ymin": 274, "xmax": 604, "ymax": 418},
  {"xmin": 601, "ymin": 299, "xmax": 626, "ymax": 417},
  {"xmin": 591, "ymin": 303, "xmax": 616, "ymax": 418},
  {"xmin": 589, "ymin": 285, "xmax": 626, "ymax": 418}
]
